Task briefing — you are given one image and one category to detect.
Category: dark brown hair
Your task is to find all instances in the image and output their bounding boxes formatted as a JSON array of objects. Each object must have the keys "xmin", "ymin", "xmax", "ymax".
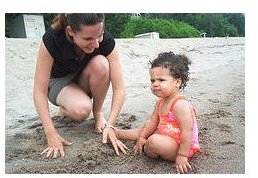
[
  {"xmin": 150, "ymin": 51, "xmax": 192, "ymax": 90},
  {"xmin": 52, "ymin": 13, "xmax": 105, "ymax": 31}
]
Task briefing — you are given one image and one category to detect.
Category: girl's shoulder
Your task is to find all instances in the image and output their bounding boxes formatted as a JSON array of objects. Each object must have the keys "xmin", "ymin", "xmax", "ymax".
[
  {"xmin": 173, "ymin": 99, "xmax": 190, "ymax": 110},
  {"xmin": 172, "ymin": 96, "xmax": 195, "ymax": 118},
  {"xmin": 169, "ymin": 95, "xmax": 188, "ymax": 110}
]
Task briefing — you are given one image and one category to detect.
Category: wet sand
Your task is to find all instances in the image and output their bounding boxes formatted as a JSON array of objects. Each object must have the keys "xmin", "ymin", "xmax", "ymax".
[{"xmin": 5, "ymin": 37, "xmax": 245, "ymax": 174}]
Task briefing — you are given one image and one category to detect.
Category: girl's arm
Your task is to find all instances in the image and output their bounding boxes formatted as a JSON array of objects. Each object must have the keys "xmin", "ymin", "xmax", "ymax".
[
  {"xmin": 173, "ymin": 100, "xmax": 193, "ymax": 173},
  {"xmin": 133, "ymin": 102, "xmax": 159, "ymax": 154},
  {"xmin": 138, "ymin": 102, "xmax": 160, "ymax": 139},
  {"xmin": 173, "ymin": 100, "xmax": 193, "ymax": 157}
]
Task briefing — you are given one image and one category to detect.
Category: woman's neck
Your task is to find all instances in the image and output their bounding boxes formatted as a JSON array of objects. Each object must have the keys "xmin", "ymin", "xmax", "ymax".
[
  {"xmin": 74, "ymin": 45, "xmax": 85, "ymax": 60},
  {"xmin": 66, "ymin": 33, "xmax": 85, "ymax": 60}
]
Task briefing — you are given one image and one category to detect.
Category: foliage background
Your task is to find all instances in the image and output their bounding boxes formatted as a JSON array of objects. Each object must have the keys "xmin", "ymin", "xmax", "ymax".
[{"xmin": 5, "ymin": 13, "xmax": 245, "ymax": 38}]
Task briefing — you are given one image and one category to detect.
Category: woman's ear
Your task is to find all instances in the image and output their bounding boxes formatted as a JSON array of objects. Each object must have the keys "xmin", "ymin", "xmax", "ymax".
[{"xmin": 66, "ymin": 26, "xmax": 74, "ymax": 37}]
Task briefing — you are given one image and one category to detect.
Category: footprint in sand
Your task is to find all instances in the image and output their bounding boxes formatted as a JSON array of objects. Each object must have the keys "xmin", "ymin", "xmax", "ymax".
[
  {"xmin": 218, "ymin": 123, "xmax": 232, "ymax": 133},
  {"xmin": 208, "ymin": 98, "xmax": 220, "ymax": 103},
  {"xmin": 200, "ymin": 110, "xmax": 232, "ymax": 120},
  {"xmin": 220, "ymin": 141, "xmax": 235, "ymax": 146}
]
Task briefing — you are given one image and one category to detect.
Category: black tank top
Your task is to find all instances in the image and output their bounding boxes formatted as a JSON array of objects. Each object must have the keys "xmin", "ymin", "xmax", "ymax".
[{"xmin": 42, "ymin": 27, "xmax": 115, "ymax": 78}]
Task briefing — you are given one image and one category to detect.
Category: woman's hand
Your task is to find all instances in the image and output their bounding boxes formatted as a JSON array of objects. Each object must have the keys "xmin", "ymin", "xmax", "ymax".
[
  {"xmin": 41, "ymin": 132, "xmax": 73, "ymax": 158},
  {"xmin": 102, "ymin": 127, "xmax": 128, "ymax": 155},
  {"xmin": 175, "ymin": 155, "xmax": 192, "ymax": 174},
  {"xmin": 133, "ymin": 137, "xmax": 147, "ymax": 155}
]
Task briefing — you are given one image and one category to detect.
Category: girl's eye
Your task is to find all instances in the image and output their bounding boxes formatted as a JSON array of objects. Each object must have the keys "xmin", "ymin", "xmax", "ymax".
[{"xmin": 150, "ymin": 79, "xmax": 155, "ymax": 83}]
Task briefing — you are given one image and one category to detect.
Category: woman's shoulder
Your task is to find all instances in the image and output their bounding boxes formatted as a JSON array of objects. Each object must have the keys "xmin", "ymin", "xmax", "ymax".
[
  {"xmin": 98, "ymin": 30, "xmax": 115, "ymax": 56},
  {"xmin": 42, "ymin": 27, "xmax": 66, "ymax": 46},
  {"xmin": 42, "ymin": 27, "xmax": 69, "ymax": 60},
  {"xmin": 103, "ymin": 30, "xmax": 114, "ymax": 40}
]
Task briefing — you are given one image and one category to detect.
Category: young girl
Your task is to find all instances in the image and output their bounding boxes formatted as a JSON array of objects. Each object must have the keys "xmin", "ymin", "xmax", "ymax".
[{"xmin": 115, "ymin": 52, "xmax": 201, "ymax": 174}]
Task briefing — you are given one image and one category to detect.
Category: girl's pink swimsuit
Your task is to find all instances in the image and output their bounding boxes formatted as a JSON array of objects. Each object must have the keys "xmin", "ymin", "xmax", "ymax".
[{"xmin": 155, "ymin": 96, "xmax": 201, "ymax": 158}]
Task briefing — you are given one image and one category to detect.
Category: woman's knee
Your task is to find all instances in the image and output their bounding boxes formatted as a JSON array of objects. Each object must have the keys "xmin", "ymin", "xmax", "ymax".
[
  {"xmin": 84, "ymin": 55, "xmax": 109, "ymax": 78},
  {"xmin": 68, "ymin": 101, "xmax": 92, "ymax": 120}
]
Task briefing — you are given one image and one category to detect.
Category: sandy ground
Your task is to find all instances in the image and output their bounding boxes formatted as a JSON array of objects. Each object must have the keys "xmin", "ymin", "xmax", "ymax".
[{"xmin": 5, "ymin": 37, "xmax": 245, "ymax": 174}]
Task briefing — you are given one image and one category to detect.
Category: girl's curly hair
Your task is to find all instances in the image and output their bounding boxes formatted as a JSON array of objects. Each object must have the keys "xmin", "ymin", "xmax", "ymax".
[{"xmin": 150, "ymin": 51, "xmax": 191, "ymax": 90}]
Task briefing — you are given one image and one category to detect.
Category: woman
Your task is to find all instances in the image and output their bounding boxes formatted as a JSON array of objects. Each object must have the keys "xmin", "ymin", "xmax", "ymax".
[{"xmin": 33, "ymin": 13, "xmax": 127, "ymax": 158}]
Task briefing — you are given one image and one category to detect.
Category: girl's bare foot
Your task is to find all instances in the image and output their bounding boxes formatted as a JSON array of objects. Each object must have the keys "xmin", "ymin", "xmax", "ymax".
[{"xmin": 94, "ymin": 114, "xmax": 107, "ymax": 133}]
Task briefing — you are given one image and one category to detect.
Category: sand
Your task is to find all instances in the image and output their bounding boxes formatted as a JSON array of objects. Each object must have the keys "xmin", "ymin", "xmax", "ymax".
[{"xmin": 5, "ymin": 37, "xmax": 245, "ymax": 174}]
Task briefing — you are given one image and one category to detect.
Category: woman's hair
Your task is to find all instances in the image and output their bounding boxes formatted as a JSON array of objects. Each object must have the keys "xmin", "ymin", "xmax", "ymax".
[
  {"xmin": 150, "ymin": 51, "xmax": 192, "ymax": 89},
  {"xmin": 51, "ymin": 13, "xmax": 105, "ymax": 31}
]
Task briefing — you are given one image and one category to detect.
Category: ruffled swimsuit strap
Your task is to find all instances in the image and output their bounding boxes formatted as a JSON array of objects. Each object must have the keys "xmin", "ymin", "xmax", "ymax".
[
  {"xmin": 168, "ymin": 95, "xmax": 187, "ymax": 112},
  {"xmin": 157, "ymin": 98, "xmax": 164, "ymax": 115}
]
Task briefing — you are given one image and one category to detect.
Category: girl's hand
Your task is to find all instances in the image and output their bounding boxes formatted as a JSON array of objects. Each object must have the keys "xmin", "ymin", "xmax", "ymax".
[
  {"xmin": 41, "ymin": 133, "xmax": 73, "ymax": 158},
  {"xmin": 133, "ymin": 137, "xmax": 147, "ymax": 155},
  {"xmin": 102, "ymin": 127, "xmax": 128, "ymax": 155},
  {"xmin": 175, "ymin": 155, "xmax": 192, "ymax": 174}
]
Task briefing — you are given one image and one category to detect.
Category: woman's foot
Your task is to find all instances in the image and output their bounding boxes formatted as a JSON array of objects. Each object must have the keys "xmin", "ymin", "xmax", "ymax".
[
  {"xmin": 58, "ymin": 106, "xmax": 67, "ymax": 117},
  {"xmin": 94, "ymin": 114, "xmax": 107, "ymax": 133}
]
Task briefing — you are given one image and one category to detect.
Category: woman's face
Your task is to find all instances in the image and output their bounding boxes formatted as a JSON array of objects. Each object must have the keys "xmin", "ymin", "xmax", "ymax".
[{"xmin": 67, "ymin": 22, "xmax": 104, "ymax": 53}]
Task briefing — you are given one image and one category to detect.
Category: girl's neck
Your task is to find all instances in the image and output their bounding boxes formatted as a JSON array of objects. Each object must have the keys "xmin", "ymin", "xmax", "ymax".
[
  {"xmin": 163, "ymin": 92, "xmax": 180, "ymax": 104},
  {"xmin": 159, "ymin": 92, "xmax": 181, "ymax": 115}
]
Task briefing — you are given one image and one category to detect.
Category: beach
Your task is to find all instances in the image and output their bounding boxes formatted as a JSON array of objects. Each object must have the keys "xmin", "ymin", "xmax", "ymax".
[{"xmin": 5, "ymin": 37, "xmax": 245, "ymax": 174}]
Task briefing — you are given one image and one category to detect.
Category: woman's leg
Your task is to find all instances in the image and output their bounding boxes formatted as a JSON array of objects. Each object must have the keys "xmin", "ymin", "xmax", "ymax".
[
  {"xmin": 56, "ymin": 82, "xmax": 93, "ymax": 120},
  {"xmin": 77, "ymin": 55, "xmax": 110, "ymax": 132},
  {"xmin": 144, "ymin": 134, "xmax": 179, "ymax": 161}
]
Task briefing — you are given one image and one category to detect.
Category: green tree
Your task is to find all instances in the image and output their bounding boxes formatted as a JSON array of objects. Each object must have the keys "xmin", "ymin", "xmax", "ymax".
[
  {"xmin": 185, "ymin": 14, "xmax": 238, "ymax": 37},
  {"xmin": 43, "ymin": 13, "xmax": 56, "ymax": 30},
  {"xmin": 143, "ymin": 13, "xmax": 244, "ymax": 37},
  {"xmin": 224, "ymin": 13, "xmax": 245, "ymax": 36},
  {"xmin": 120, "ymin": 17, "xmax": 200, "ymax": 38},
  {"xmin": 5, "ymin": 13, "xmax": 21, "ymax": 37},
  {"xmin": 5, "ymin": 13, "xmax": 244, "ymax": 38},
  {"xmin": 105, "ymin": 13, "xmax": 131, "ymax": 38}
]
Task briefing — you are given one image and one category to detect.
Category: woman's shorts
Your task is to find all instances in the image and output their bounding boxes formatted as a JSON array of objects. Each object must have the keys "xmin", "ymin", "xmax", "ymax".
[{"xmin": 48, "ymin": 72, "xmax": 78, "ymax": 106}]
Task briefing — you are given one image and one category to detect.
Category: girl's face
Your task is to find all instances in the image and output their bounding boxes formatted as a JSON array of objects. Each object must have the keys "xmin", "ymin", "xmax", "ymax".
[
  {"xmin": 149, "ymin": 67, "xmax": 181, "ymax": 99},
  {"xmin": 67, "ymin": 22, "xmax": 104, "ymax": 53}
]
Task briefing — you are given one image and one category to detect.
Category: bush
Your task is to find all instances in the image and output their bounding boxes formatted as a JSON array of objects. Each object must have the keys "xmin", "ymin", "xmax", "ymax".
[{"xmin": 120, "ymin": 17, "xmax": 200, "ymax": 38}]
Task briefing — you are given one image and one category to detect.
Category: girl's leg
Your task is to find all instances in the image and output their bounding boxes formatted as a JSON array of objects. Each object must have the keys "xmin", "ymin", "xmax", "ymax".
[
  {"xmin": 144, "ymin": 134, "xmax": 179, "ymax": 161},
  {"xmin": 77, "ymin": 55, "xmax": 110, "ymax": 132}
]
